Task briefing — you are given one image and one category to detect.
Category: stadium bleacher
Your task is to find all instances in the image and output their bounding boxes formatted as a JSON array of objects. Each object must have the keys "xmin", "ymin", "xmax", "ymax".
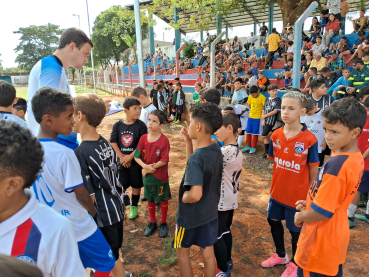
[{"xmin": 122, "ymin": 30, "xmax": 369, "ymax": 97}]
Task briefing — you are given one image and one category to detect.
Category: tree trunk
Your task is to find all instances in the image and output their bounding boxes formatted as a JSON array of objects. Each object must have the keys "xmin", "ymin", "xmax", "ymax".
[
  {"xmin": 276, "ymin": 0, "xmax": 317, "ymax": 26},
  {"xmin": 71, "ymin": 68, "xmax": 75, "ymax": 81}
]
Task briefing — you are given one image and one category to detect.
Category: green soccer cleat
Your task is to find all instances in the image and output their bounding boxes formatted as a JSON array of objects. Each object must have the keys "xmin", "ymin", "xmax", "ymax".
[
  {"xmin": 241, "ymin": 146, "xmax": 251, "ymax": 152},
  {"xmin": 355, "ymin": 214, "xmax": 369, "ymax": 223},
  {"xmin": 348, "ymin": 217, "xmax": 355, "ymax": 228},
  {"xmin": 129, "ymin": 206, "xmax": 138, "ymax": 220},
  {"xmin": 249, "ymin": 148, "xmax": 256, "ymax": 154}
]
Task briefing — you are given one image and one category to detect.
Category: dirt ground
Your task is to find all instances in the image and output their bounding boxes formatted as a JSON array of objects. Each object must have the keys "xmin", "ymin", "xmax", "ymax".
[{"xmin": 97, "ymin": 94, "xmax": 369, "ymax": 277}]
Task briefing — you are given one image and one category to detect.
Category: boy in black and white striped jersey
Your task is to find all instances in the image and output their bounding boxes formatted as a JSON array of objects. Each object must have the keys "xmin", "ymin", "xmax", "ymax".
[
  {"xmin": 73, "ymin": 93, "xmax": 132, "ymax": 277},
  {"xmin": 260, "ymin": 84, "xmax": 281, "ymax": 159}
]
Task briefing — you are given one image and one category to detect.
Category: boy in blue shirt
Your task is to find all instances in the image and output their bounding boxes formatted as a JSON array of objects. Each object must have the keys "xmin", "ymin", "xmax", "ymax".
[
  {"xmin": 327, "ymin": 68, "xmax": 350, "ymax": 98},
  {"xmin": 231, "ymin": 78, "xmax": 248, "ymax": 105}
]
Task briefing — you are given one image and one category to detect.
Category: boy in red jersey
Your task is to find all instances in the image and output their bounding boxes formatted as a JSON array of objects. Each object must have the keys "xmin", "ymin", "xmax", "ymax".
[
  {"xmin": 134, "ymin": 110, "xmax": 171, "ymax": 238},
  {"xmin": 294, "ymin": 98, "xmax": 366, "ymax": 277},
  {"xmin": 347, "ymin": 95, "xmax": 369, "ymax": 227},
  {"xmin": 262, "ymin": 91, "xmax": 319, "ymax": 277}
]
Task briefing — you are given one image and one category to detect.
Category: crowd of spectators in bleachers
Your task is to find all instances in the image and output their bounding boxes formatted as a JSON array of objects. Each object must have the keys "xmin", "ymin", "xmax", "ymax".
[{"xmin": 141, "ymin": 1, "xmax": 369, "ymax": 101}]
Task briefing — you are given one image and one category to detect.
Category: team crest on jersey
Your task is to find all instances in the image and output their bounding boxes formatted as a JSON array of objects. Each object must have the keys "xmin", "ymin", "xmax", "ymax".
[
  {"xmin": 294, "ymin": 142, "xmax": 305, "ymax": 154},
  {"xmin": 156, "ymin": 150, "xmax": 161, "ymax": 156},
  {"xmin": 17, "ymin": 255, "xmax": 36, "ymax": 264},
  {"xmin": 121, "ymin": 134, "xmax": 133, "ymax": 147}
]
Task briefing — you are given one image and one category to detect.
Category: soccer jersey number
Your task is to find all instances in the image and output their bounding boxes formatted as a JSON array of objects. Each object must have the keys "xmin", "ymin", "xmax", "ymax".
[{"xmin": 159, "ymin": 186, "xmax": 164, "ymax": 196}]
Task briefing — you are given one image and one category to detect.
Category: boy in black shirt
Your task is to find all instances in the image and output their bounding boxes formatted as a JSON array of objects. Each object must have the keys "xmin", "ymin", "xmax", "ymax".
[
  {"xmin": 110, "ymin": 97, "xmax": 147, "ymax": 220},
  {"xmin": 173, "ymin": 103, "xmax": 223, "ymax": 277},
  {"xmin": 150, "ymin": 82, "xmax": 158, "ymax": 109},
  {"xmin": 73, "ymin": 94, "xmax": 131, "ymax": 277}
]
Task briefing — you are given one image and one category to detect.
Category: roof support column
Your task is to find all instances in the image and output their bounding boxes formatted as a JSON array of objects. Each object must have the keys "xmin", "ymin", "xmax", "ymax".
[
  {"xmin": 268, "ymin": 2, "xmax": 274, "ymax": 34},
  {"xmin": 149, "ymin": 15, "xmax": 155, "ymax": 54},
  {"xmin": 216, "ymin": 13, "xmax": 222, "ymax": 35},
  {"xmin": 174, "ymin": 7, "xmax": 181, "ymax": 52},
  {"xmin": 200, "ymin": 31, "xmax": 203, "ymax": 42},
  {"xmin": 133, "ymin": 0, "xmax": 145, "ymax": 87},
  {"xmin": 254, "ymin": 22, "xmax": 257, "ymax": 36},
  {"xmin": 226, "ymin": 25, "xmax": 228, "ymax": 38}
]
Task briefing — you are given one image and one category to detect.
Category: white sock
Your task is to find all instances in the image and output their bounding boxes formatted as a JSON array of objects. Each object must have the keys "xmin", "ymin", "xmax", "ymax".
[
  {"xmin": 237, "ymin": 135, "xmax": 244, "ymax": 147},
  {"xmin": 366, "ymin": 200, "xmax": 369, "ymax": 215},
  {"xmin": 347, "ymin": 203, "xmax": 358, "ymax": 218}
]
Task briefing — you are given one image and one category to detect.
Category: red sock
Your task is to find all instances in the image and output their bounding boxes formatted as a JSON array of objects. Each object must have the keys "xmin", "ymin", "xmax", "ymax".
[
  {"xmin": 252, "ymin": 135, "xmax": 259, "ymax": 148},
  {"xmin": 93, "ymin": 271, "xmax": 111, "ymax": 277},
  {"xmin": 160, "ymin": 200, "xmax": 169, "ymax": 223},
  {"xmin": 246, "ymin": 134, "xmax": 252, "ymax": 147},
  {"xmin": 148, "ymin": 202, "xmax": 156, "ymax": 223}
]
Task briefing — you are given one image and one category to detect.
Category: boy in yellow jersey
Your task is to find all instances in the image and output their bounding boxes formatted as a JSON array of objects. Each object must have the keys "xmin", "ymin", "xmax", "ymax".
[{"xmin": 242, "ymin": 85, "xmax": 266, "ymax": 154}]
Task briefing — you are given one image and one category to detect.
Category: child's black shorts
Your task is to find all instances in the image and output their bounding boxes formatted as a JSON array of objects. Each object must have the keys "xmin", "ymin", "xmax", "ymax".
[
  {"xmin": 218, "ymin": 210, "xmax": 234, "ymax": 238},
  {"xmin": 261, "ymin": 124, "xmax": 274, "ymax": 136},
  {"xmin": 99, "ymin": 220, "xmax": 123, "ymax": 261},
  {"xmin": 118, "ymin": 160, "xmax": 144, "ymax": 190},
  {"xmin": 172, "ymin": 218, "xmax": 218, "ymax": 249}
]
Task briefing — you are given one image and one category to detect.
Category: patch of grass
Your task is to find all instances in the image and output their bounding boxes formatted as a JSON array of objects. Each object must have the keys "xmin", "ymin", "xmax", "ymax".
[
  {"xmin": 156, "ymin": 236, "xmax": 177, "ymax": 265},
  {"xmin": 266, "ymin": 269, "xmax": 274, "ymax": 274},
  {"xmin": 14, "ymin": 86, "xmax": 28, "ymax": 100},
  {"xmin": 138, "ymin": 273, "xmax": 149, "ymax": 277},
  {"xmin": 241, "ymin": 256, "xmax": 249, "ymax": 263},
  {"xmin": 169, "ymin": 181, "xmax": 175, "ymax": 186},
  {"xmin": 126, "ymin": 239, "xmax": 137, "ymax": 250}
]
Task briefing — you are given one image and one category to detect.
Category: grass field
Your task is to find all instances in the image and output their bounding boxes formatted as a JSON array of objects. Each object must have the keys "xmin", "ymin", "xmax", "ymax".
[{"xmin": 14, "ymin": 85, "xmax": 110, "ymax": 100}]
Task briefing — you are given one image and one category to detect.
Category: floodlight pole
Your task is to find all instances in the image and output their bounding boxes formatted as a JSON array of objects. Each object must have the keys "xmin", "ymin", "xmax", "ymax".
[
  {"xmin": 210, "ymin": 31, "xmax": 225, "ymax": 87},
  {"xmin": 73, "ymin": 14, "xmax": 82, "ymax": 90},
  {"xmin": 134, "ymin": 0, "xmax": 145, "ymax": 87},
  {"xmin": 292, "ymin": 1, "xmax": 318, "ymax": 89},
  {"xmin": 85, "ymin": 0, "xmax": 96, "ymax": 93}
]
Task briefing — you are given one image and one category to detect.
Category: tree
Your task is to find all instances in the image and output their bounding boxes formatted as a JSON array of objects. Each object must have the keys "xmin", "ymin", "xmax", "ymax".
[
  {"xmin": 91, "ymin": 6, "xmax": 130, "ymax": 69},
  {"xmin": 13, "ymin": 23, "xmax": 64, "ymax": 71},
  {"xmin": 0, "ymin": 54, "xmax": 2, "ymax": 67},
  {"xmin": 91, "ymin": 5, "xmax": 149, "ymax": 69},
  {"xmin": 146, "ymin": 0, "xmax": 318, "ymax": 31},
  {"xmin": 122, "ymin": 34, "xmax": 137, "ymax": 63}
]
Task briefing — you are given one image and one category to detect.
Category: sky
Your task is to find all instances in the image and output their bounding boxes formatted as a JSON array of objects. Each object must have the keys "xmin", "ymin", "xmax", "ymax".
[{"xmin": 0, "ymin": 0, "xmax": 358, "ymax": 68}]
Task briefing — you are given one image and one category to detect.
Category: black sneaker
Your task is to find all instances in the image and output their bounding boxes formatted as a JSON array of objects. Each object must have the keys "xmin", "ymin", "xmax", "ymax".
[
  {"xmin": 260, "ymin": 153, "xmax": 267, "ymax": 159},
  {"xmin": 159, "ymin": 223, "xmax": 169, "ymax": 238},
  {"xmin": 141, "ymin": 196, "xmax": 147, "ymax": 201},
  {"xmin": 144, "ymin": 222, "xmax": 157, "ymax": 237},
  {"xmin": 156, "ymin": 201, "xmax": 161, "ymax": 206}
]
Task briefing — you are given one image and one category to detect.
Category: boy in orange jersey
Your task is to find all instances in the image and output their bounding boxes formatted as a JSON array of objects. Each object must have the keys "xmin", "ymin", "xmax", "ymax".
[
  {"xmin": 262, "ymin": 91, "xmax": 319, "ymax": 277},
  {"xmin": 294, "ymin": 98, "xmax": 366, "ymax": 277}
]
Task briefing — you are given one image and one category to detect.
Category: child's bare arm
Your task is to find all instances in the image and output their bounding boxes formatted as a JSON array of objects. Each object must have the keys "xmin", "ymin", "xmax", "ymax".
[
  {"xmin": 363, "ymin": 147, "xmax": 369, "ymax": 160},
  {"xmin": 294, "ymin": 209, "xmax": 329, "ymax": 227},
  {"xmin": 111, "ymin": 142, "xmax": 124, "ymax": 159},
  {"xmin": 74, "ymin": 185, "xmax": 96, "ymax": 217},
  {"xmin": 263, "ymin": 110, "xmax": 278, "ymax": 118},
  {"xmin": 152, "ymin": 161, "xmax": 168, "ymax": 169},
  {"xmin": 309, "ymin": 165, "xmax": 319, "ymax": 186},
  {"xmin": 183, "ymin": 185, "xmax": 203, "ymax": 203},
  {"xmin": 134, "ymin": 157, "xmax": 155, "ymax": 173},
  {"xmin": 180, "ymin": 122, "xmax": 194, "ymax": 162}
]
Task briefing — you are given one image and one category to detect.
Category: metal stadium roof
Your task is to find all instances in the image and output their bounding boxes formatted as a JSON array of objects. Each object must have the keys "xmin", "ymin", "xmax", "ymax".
[{"xmin": 126, "ymin": 0, "xmax": 367, "ymax": 35}]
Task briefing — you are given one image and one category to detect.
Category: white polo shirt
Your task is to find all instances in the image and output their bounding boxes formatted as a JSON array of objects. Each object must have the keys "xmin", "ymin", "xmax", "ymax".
[
  {"xmin": 0, "ymin": 189, "xmax": 86, "ymax": 277},
  {"xmin": 301, "ymin": 109, "xmax": 325, "ymax": 153},
  {"xmin": 33, "ymin": 139, "xmax": 97, "ymax": 241}
]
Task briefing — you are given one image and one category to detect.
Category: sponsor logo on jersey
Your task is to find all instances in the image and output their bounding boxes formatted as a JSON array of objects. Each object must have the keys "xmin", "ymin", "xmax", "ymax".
[
  {"xmin": 274, "ymin": 157, "xmax": 301, "ymax": 172},
  {"xmin": 274, "ymin": 139, "xmax": 281, "ymax": 149},
  {"xmin": 156, "ymin": 150, "xmax": 161, "ymax": 156},
  {"xmin": 284, "ymin": 147, "xmax": 288, "ymax": 153},
  {"xmin": 294, "ymin": 142, "xmax": 305, "ymax": 154}
]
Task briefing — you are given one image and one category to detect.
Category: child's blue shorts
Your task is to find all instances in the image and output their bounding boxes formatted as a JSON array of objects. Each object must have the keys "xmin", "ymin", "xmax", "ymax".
[
  {"xmin": 246, "ymin": 118, "xmax": 263, "ymax": 135},
  {"xmin": 358, "ymin": 170, "xmax": 369, "ymax": 193},
  {"xmin": 267, "ymin": 197, "xmax": 301, "ymax": 233},
  {"xmin": 297, "ymin": 264, "xmax": 343, "ymax": 277},
  {"xmin": 78, "ymin": 228, "xmax": 115, "ymax": 272}
]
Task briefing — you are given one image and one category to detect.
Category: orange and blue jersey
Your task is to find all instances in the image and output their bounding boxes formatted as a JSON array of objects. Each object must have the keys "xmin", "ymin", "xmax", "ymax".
[
  {"xmin": 295, "ymin": 151, "xmax": 364, "ymax": 276},
  {"xmin": 268, "ymin": 124, "xmax": 319, "ymax": 208}
]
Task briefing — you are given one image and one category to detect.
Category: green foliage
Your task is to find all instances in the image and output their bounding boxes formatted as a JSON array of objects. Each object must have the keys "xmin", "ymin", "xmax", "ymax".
[
  {"xmin": 13, "ymin": 23, "xmax": 64, "ymax": 71},
  {"xmin": 182, "ymin": 40, "xmax": 196, "ymax": 59},
  {"xmin": 91, "ymin": 5, "xmax": 149, "ymax": 68}
]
